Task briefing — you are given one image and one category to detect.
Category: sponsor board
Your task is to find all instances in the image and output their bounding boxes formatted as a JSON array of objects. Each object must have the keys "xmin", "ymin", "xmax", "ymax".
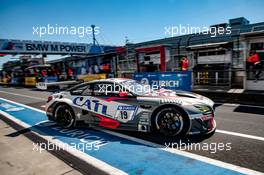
[{"xmin": 134, "ymin": 71, "xmax": 192, "ymax": 91}]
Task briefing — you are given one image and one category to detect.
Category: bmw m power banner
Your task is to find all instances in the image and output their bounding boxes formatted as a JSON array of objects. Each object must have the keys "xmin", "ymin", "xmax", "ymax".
[
  {"xmin": 134, "ymin": 71, "xmax": 192, "ymax": 91},
  {"xmin": 0, "ymin": 39, "xmax": 90, "ymax": 54},
  {"xmin": 0, "ymin": 39, "xmax": 116, "ymax": 55}
]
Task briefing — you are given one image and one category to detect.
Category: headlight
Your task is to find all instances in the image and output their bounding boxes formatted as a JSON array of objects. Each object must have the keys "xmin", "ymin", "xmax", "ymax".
[{"xmin": 194, "ymin": 105, "xmax": 212, "ymax": 114}]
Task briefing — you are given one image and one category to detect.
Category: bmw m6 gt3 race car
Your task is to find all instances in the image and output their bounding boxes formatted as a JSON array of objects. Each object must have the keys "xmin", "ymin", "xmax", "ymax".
[{"xmin": 45, "ymin": 78, "xmax": 216, "ymax": 136}]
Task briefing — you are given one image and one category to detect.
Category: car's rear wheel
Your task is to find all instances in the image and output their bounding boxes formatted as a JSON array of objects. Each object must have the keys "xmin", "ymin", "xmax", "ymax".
[
  {"xmin": 54, "ymin": 104, "xmax": 75, "ymax": 128},
  {"xmin": 152, "ymin": 107, "xmax": 190, "ymax": 137}
]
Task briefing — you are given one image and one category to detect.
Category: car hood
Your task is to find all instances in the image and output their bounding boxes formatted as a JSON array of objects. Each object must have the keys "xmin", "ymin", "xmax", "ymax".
[{"xmin": 142, "ymin": 89, "xmax": 214, "ymax": 107}]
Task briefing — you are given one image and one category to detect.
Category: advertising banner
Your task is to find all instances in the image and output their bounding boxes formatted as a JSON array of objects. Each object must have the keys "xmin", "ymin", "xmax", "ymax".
[
  {"xmin": 43, "ymin": 76, "xmax": 58, "ymax": 83},
  {"xmin": 0, "ymin": 39, "xmax": 92, "ymax": 55},
  {"xmin": 25, "ymin": 77, "xmax": 36, "ymax": 86},
  {"xmin": 134, "ymin": 71, "xmax": 192, "ymax": 91}
]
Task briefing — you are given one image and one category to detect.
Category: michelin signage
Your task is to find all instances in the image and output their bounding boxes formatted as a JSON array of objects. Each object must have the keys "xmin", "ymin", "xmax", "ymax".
[
  {"xmin": 0, "ymin": 39, "xmax": 91, "ymax": 54},
  {"xmin": 134, "ymin": 71, "xmax": 192, "ymax": 91}
]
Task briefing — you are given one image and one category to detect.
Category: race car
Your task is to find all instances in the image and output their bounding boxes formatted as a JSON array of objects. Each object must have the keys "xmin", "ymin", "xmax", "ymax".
[{"xmin": 45, "ymin": 78, "xmax": 216, "ymax": 136}]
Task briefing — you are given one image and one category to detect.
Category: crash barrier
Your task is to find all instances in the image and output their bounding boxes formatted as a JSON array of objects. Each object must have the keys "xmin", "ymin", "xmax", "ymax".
[
  {"xmin": 133, "ymin": 71, "xmax": 192, "ymax": 91},
  {"xmin": 0, "ymin": 97, "xmax": 259, "ymax": 175}
]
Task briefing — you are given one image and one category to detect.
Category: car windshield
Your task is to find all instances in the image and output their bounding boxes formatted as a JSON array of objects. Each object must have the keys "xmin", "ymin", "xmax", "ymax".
[{"xmin": 120, "ymin": 80, "xmax": 152, "ymax": 96}]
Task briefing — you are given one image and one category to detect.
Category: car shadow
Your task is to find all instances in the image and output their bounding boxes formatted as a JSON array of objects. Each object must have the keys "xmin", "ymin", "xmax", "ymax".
[
  {"xmin": 115, "ymin": 130, "xmax": 213, "ymax": 148},
  {"xmin": 5, "ymin": 121, "xmax": 145, "ymax": 148},
  {"xmin": 5, "ymin": 119, "xmax": 214, "ymax": 152},
  {"xmin": 233, "ymin": 105, "xmax": 264, "ymax": 115}
]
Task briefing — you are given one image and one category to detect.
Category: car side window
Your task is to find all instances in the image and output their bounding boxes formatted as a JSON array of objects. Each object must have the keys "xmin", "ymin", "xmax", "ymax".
[
  {"xmin": 70, "ymin": 83, "xmax": 89, "ymax": 95},
  {"xmin": 93, "ymin": 82, "xmax": 122, "ymax": 97},
  {"xmin": 82, "ymin": 84, "xmax": 93, "ymax": 96}
]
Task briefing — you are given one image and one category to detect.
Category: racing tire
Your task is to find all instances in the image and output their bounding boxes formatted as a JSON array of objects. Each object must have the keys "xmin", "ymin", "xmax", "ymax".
[
  {"xmin": 152, "ymin": 107, "xmax": 190, "ymax": 137},
  {"xmin": 54, "ymin": 104, "xmax": 75, "ymax": 128}
]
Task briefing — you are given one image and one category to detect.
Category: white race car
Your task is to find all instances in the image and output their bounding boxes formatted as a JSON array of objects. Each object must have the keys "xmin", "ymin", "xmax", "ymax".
[{"xmin": 46, "ymin": 78, "xmax": 216, "ymax": 137}]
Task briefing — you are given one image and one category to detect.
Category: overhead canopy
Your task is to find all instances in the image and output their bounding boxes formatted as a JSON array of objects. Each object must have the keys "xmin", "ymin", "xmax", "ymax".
[
  {"xmin": 186, "ymin": 41, "xmax": 230, "ymax": 50},
  {"xmin": 240, "ymin": 30, "xmax": 264, "ymax": 37}
]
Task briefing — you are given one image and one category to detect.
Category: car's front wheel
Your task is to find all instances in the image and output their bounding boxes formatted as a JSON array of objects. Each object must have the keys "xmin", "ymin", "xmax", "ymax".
[
  {"xmin": 54, "ymin": 104, "xmax": 75, "ymax": 128},
  {"xmin": 152, "ymin": 107, "xmax": 190, "ymax": 137}
]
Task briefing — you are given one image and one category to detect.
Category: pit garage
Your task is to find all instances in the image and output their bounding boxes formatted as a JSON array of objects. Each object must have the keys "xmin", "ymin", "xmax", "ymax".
[
  {"xmin": 135, "ymin": 44, "xmax": 171, "ymax": 72},
  {"xmin": 187, "ymin": 42, "xmax": 233, "ymax": 89},
  {"xmin": 241, "ymin": 31, "xmax": 264, "ymax": 91}
]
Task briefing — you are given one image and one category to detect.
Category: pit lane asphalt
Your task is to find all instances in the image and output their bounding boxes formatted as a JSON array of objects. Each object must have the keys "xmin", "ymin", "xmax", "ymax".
[{"xmin": 0, "ymin": 86, "xmax": 264, "ymax": 173}]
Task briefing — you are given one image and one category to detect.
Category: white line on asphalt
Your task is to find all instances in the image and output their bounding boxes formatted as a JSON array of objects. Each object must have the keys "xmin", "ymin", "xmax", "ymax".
[
  {"xmin": 0, "ymin": 97, "xmax": 47, "ymax": 114},
  {"xmin": 0, "ymin": 97, "xmax": 264, "ymax": 175},
  {"xmin": 216, "ymin": 129, "xmax": 264, "ymax": 141},
  {"xmin": 0, "ymin": 90, "xmax": 47, "ymax": 101},
  {"xmin": 215, "ymin": 102, "xmax": 264, "ymax": 109}
]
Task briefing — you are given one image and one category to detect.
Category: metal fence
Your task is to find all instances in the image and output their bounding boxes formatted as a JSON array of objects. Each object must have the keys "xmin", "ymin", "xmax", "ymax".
[
  {"xmin": 193, "ymin": 70, "xmax": 231, "ymax": 86},
  {"xmin": 246, "ymin": 69, "xmax": 264, "ymax": 80},
  {"xmin": 193, "ymin": 68, "xmax": 264, "ymax": 87}
]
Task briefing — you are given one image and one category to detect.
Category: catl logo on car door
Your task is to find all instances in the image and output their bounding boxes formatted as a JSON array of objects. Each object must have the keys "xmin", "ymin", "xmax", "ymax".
[{"xmin": 72, "ymin": 96, "xmax": 138, "ymax": 123}]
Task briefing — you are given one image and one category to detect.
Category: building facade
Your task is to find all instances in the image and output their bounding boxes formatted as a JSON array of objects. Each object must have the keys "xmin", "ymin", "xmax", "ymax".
[{"xmin": 118, "ymin": 17, "xmax": 264, "ymax": 91}]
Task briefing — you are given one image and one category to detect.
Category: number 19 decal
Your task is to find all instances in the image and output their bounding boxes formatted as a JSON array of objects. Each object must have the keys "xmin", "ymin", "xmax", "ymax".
[
  {"xmin": 120, "ymin": 111, "xmax": 128, "ymax": 119},
  {"xmin": 115, "ymin": 105, "xmax": 137, "ymax": 122}
]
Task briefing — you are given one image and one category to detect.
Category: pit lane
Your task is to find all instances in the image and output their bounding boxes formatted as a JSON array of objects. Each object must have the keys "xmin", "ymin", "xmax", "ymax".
[{"xmin": 0, "ymin": 86, "xmax": 264, "ymax": 174}]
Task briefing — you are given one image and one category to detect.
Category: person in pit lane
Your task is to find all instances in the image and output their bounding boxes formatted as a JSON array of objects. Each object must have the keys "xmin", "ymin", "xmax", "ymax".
[{"xmin": 247, "ymin": 50, "xmax": 263, "ymax": 81}]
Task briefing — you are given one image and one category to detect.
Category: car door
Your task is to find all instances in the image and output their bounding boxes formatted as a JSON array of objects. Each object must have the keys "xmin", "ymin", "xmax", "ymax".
[
  {"xmin": 70, "ymin": 83, "xmax": 97, "ymax": 114},
  {"xmin": 91, "ymin": 81, "xmax": 139, "ymax": 123}
]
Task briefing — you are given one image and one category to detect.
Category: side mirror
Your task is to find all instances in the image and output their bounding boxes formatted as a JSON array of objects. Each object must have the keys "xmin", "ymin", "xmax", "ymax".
[
  {"xmin": 71, "ymin": 90, "xmax": 83, "ymax": 95},
  {"xmin": 119, "ymin": 91, "xmax": 129, "ymax": 97}
]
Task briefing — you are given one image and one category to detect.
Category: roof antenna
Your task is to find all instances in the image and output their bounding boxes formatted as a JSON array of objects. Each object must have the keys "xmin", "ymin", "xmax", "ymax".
[
  {"xmin": 91, "ymin": 24, "xmax": 104, "ymax": 53},
  {"xmin": 91, "ymin": 24, "xmax": 96, "ymax": 46}
]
